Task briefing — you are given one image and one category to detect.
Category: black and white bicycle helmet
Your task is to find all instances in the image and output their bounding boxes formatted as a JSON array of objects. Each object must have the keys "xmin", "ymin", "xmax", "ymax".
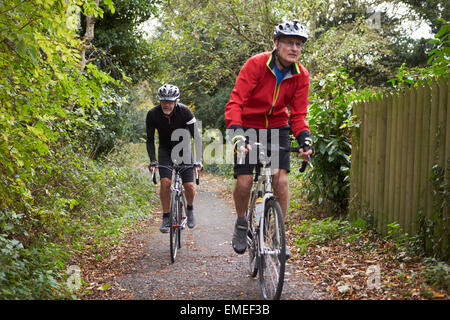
[
  {"xmin": 273, "ymin": 19, "xmax": 308, "ymax": 42},
  {"xmin": 157, "ymin": 84, "xmax": 180, "ymax": 101}
]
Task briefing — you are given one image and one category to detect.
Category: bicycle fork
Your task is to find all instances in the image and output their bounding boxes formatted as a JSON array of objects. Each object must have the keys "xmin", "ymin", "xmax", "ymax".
[
  {"xmin": 172, "ymin": 190, "xmax": 187, "ymax": 230},
  {"xmin": 258, "ymin": 197, "xmax": 282, "ymax": 257}
]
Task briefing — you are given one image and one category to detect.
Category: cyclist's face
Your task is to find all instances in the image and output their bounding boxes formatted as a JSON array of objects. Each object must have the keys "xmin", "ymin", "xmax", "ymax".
[
  {"xmin": 274, "ymin": 36, "xmax": 304, "ymax": 65},
  {"xmin": 160, "ymin": 100, "xmax": 176, "ymax": 115}
]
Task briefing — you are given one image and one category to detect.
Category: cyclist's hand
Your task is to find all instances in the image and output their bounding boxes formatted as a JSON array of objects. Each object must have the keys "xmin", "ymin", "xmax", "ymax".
[
  {"xmin": 232, "ymin": 135, "xmax": 251, "ymax": 155},
  {"xmin": 194, "ymin": 162, "xmax": 204, "ymax": 171},
  {"xmin": 148, "ymin": 161, "xmax": 158, "ymax": 172},
  {"xmin": 298, "ymin": 138, "xmax": 314, "ymax": 162},
  {"xmin": 238, "ymin": 143, "xmax": 252, "ymax": 155},
  {"xmin": 299, "ymin": 147, "xmax": 313, "ymax": 162}
]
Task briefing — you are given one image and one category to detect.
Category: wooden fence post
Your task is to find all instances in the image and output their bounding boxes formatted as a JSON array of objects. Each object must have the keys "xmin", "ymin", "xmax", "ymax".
[
  {"xmin": 383, "ymin": 94, "xmax": 393, "ymax": 234},
  {"xmin": 350, "ymin": 102, "xmax": 362, "ymax": 219},
  {"xmin": 370, "ymin": 96, "xmax": 378, "ymax": 219},
  {"xmin": 399, "ymin": 89, "xmax": 410, "ymax": 231},
  {"xmin": 404, "ymin": 87, "xmax": 417, "ymax": 234},
  {"xmin": 361, "ymin": 101, "xmax": 369, "ymax": 210},
  {"xmin": 376, "ymin": 94, "xmax": 387, "ymax": 232},
  {"xmin": 437, "ymin": 77, "xmax": 449, "ymax": 258},
  {"xmin": 393, "ymin": 92, "xmax": 403, "ymax": 228},
  {"xmin": 412, "ymin": 84, "xmax": 424, "ymax": 234},
  {"xmin": 419, "ymin": 82, "xmax": 432, "ymax": 233},
  {"xmin": 387, "ymin": 93, "xmax": 398, "ymax": 228},
  {"xmin": 428, "ymin": 81, "xmax": 440, "ymax": 220},
  {"xmin": 444, "ymin": 77, "xmax": 450, "ymax": 258}
]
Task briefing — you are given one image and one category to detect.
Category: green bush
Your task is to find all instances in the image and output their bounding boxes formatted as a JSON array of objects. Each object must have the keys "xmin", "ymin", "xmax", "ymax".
[
  {"xmin": 0, "ymin": 143, "xmax": 158, "ymax": 299},
  {"xmin": 300, "ymin": 69, "xmax": 368, "ymax": 215},
  {"xmin": 293, "ymin": 217, "xmax": 366, "ymax": 254}
]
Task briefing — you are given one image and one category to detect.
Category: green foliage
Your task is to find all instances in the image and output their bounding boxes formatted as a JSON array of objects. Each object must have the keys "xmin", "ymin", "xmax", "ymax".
[
  {"xmin": 393, "ymin": 0, "xmax": 450, "ymax": 34},
  {"xmin": 293, "ymin": 217, "xmax": 367, "ymax": 254},
  {"xmin": 416, "ymin": 164, "xmax": 450, "ymax": 261},
  {"xmin": 388, "ymin": 20, "xmax": 450, "ymax": 88},
  {"xmin": 423, "ymin": 257, "xmax": 450, "ymax": 291},
  {"xmin": 0, "ymin": 0, "xmax": 120, "ymax": 207},
  {"xmin": 300, "ymin": 69, "xmax": 369, "ymax": 215},
  {"xmin": 0, "ymin": 0, "xmax": 160, "ymax": 299},
  {"xmin": 204, "ymin": 163, "xmax": 234, "ymax": 177},
  {"xmin": 0, "ymin": 233, "xmax": 67, "ymax": 299},
  {"xmin": 193, "ymin": 87, "xmax": 232, "ymax": 132},
  {"xmin": 0, "ymin": 143, "xmax": 158, "ymax": 299},
  {"xmin": 386, "ymin": 222, "xmax": 414, "ymax": 250},
  {"xmin": 88, "ymin": 0, "xmax": 161, "ymax": 82}
]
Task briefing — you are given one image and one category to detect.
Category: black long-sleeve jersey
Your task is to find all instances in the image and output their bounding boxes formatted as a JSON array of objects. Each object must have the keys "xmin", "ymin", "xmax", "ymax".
[{"xmin": 146, "ymin": 103, "xmax": 202, "ymax": 163}]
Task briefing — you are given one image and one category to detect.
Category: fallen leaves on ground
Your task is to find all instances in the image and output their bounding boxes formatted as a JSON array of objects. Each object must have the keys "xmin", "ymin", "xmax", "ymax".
[{"xmin": 286, "ymin": 219, "xmax": 449, "ymax": 300}]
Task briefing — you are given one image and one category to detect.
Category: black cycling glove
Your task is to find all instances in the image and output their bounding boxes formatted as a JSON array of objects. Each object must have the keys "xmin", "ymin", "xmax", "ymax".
[{"xmin": 296, "ymin": 130, "xmax": 314, "ymax": 154}]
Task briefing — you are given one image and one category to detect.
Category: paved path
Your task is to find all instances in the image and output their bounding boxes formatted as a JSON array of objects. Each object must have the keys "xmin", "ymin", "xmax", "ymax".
[{"xmin": 112, "ymin": 173, "xmax": 327, "ymax": 300}]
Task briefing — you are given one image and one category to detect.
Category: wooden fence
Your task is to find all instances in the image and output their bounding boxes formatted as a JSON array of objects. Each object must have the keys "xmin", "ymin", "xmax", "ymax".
[{"xmin": 350, "ymin": 77, "xmax": 449, "ymax": 258}]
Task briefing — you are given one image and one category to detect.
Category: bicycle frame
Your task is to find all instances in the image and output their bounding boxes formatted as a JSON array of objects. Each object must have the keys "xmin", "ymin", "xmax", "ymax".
[
  {"xmin": 247, "ymin": 146, "xmax": 282, "ymax": 257},
  {"xmin": 171, "ymin": 168, "xmax": 187, "ymax": 230},
  {"xmin": 149, "ymin": 162, "xmax": 199, "ymax": 263},
  {"xmin": 238, "ymin": 140, "xmax": 291, "ymax": 300}
]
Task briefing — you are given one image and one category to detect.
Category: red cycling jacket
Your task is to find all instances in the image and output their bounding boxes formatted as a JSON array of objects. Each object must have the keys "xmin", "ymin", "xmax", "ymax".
[{"xmin": 225, "ymin": 50, "xmax": 310, "ymax": 138}]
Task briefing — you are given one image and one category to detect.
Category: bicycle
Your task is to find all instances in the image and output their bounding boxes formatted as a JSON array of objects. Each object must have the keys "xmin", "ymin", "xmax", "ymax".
[
  {"xmin": 235, "ymin": 138, "xmax": 311, "ymax": 300},
  {"xmin": 150, "ymin": 161, "xmax": 200, "ymax": 263}
]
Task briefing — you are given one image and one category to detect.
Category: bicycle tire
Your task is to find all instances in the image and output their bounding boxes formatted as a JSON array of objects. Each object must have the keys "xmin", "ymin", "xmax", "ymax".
[
  {"xmin": 246, "ymin": 198, "xmax": 258, "ymax": 277},
  {"xmin": 178, "ymin": 194, "xmax": 185, "ymax": 249},
  {"xmin": 258, "ymin": 199, "xmax": 286, "ymax": 300},
  {"xmin": 169, "ymin": 192, "xmax": 179, "ymax": 263}
]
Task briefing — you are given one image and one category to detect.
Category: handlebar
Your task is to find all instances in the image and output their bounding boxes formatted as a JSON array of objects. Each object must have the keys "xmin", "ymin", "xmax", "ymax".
[
  {"xmin": 195, "ymin": 166, "xmax": 199, "ymax": 185},
  {"xmin": 286, "ymin": 146, "xmax": 313, "ymax": 173},
  {"xmin": 234, "ymin": 137, "xmax": 313, "ymax": 173},
  {"xmin": 149, "ymin": 163, "xmax": 201, "ymax": 185}
]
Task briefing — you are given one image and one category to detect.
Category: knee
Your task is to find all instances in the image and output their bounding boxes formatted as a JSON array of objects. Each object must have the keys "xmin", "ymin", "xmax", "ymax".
[
  {"xmin": 160, "ymin": 178, "xmax": 171, "ymax": 191},
  {"xmin": 183, "ymin": 182, "xmax": 195, "ymax": 193},
  {"xmin": 274, "ymin": 172, "xmax": 289, "ymax": 193},
  {"xmin": 235, "ymin": 175, "xmax": 253, "ymax": 193}
]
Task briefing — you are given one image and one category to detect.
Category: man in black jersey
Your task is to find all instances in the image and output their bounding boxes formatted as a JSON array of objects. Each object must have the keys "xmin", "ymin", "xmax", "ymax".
[{"xmin": 146, "ymin": 84, "xmax": 203, "ymax": 233}]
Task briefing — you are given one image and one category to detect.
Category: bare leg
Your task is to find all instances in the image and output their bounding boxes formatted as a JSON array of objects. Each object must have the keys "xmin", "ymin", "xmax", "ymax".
[
  {"xmin": 183, "ymin": 182, "xmax": 195, "ymax": 206},
  {"xmin": 232, "ymin": 174, "xmax": 253, "ymax": 253},
  {"xmin": 183, "ymin": 181, "xmax": 196, "ymax": 228},
  {"xmin": 233, "ymin": 174, "xmax": 253, "ymax": 218},
  {"xmin": 272, "ymin": 169, "xmax": 289, "ymax": 219},
  {"xmin": 160, "ymin": 177, "xmax": 172, "ymax": 213}
]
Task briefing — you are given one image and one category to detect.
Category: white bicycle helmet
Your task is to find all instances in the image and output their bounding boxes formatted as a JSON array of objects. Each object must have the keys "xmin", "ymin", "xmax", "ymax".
[
  {"xmin": 273, "ymin": 19, "xmax": 308, "ymax": 41},
  {"xmin": 157, "ymin": 84, "xmax": 180, "ymax": 101}
]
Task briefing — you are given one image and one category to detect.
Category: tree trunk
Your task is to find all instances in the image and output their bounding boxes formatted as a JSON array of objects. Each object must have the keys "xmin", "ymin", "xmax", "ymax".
[{"xmin": 80, "ymin": 0, "xmax": 99, "ymax": 71}]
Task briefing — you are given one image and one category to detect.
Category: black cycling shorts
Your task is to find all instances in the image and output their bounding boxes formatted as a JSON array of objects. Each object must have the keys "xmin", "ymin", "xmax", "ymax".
[
  {"xmin": 233, "ymin": 126, "xmax": 291, "ymax": 178},
  {"xmin": 158, "ymin": 147, "xmax": 194, "ymax": 183}
]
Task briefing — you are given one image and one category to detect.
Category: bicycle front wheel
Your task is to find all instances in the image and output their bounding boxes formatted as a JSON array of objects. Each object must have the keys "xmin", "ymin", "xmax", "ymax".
[
  {"xmin": 258, "ymin": 199, "xmax": 286, "ymax": 300},
  {"xmin": 170, "ymin": 192, "xmax": 180, "ymax": 263},
  {"xmin": 246, "ymin": 205, "xmax": 258, "ymax": 278}
]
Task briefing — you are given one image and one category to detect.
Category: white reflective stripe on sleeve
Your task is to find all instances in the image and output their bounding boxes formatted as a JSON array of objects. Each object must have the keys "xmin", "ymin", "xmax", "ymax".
[{"xmin": 186, "ymin": 117, "xmax": 196, "ymax": 125}]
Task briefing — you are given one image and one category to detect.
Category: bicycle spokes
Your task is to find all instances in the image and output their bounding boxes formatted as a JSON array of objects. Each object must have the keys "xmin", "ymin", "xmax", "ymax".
[{"xmin": 259, "ymin": 199, "xmax": 285, "ymax": 300}]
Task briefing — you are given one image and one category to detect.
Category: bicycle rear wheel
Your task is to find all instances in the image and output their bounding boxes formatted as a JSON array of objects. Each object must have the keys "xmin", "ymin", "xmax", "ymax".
[
  {"xmin": 258, "ymin": 199, "xmax": 286, "ymax": 300},
  {"xmin": 170, "ymin": 192, "xmax": 180, "ymax": 263}
]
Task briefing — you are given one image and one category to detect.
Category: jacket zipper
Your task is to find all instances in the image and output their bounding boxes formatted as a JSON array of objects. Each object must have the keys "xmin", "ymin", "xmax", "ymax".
[{"xmin": 267, "ymin": 74, "xmax": 282, "ymax": 128}]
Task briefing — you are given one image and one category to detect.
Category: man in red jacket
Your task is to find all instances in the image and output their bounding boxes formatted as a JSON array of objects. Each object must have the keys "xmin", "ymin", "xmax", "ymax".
[{"xmin": 225, "ymin": 20, "xmax": 313, "ymax": 257}]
